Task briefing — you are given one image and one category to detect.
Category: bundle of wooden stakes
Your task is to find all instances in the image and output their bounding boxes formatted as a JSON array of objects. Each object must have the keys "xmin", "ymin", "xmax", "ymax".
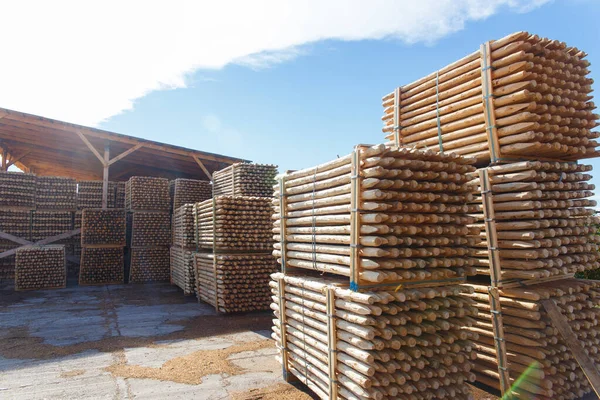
[
  {"xmin": 31, "ymin": 211, "xmax": 73, "ymax": 242},
  {"xmin": 194, "ymin": 196, "xmax": 273, "ymax": 252},
  {"xmin": 0, "ymin": 210, "xmax": 30, "ymax": 279},
  {"xmin": 170, "ymin": 204, "xmax": 196, "ymax": 295},
  {"xmin": 115, "ymin": 182, "xmax": 126, "ymax": 209},
  {"xmin": 468, "ymin": 161, "xmax": 600, "ymax": 284},
  {"xmin": 79, "ymin": 247, "xmax": 124, "ymax": 285},
  {"xmin": 127, "ymin": 211, "xmax": 171, "ymax": 283},
  {"xmin": 382, "ymin": 31, "xmax": 599, "ymax": 164},
  {"xmin": 172, "ymin": 204, "xmax": 196, "ymax": 249},
  {"xmin": 15, "ymin": 245, "xmax": 66, "ymax": 291},
  {"xmin": 213, "ymin": 163, "xmax": 278, "ymax": 197},
  {"xmin": 0, "ymin": 171, "xmax": 36, "ymax": 209},
  {"xmin": 192, "ymin": 195, "xmax": 276, "ymax": 312},
  {"xmin": 79, "ymin": 209, "xmax": 126, "ymax": 285},
  {"xmin": 35, "ymin": 176, "xmax": 77, "ymax": 210},
  {"xmin": 170, "ymin": 179, "xmax": 212, "ymax": 211},
  {"xmin": 81, "ymin": 209, "xmax": 126, "ymax": 246},
  {"xmin": 194, "ymin": 253, "xmax": 277, "ymax": 312},
  {"xmin": 128, "ymin": 212, "xmax": 171, "ymax": 248},
  {"xmin": 77, "ymin": 181, "xmax": 122, "ymax": 209},
  {"xmin": 464, "ymin": 280, "xmax": 600, "ymax": 400},
  {"xmin": 170, "ymin": 246, "xmax": 195, "ymax": 295},
  {"xmin": 125, "ymin": 176, "xmax": 170, "ymax": 211},
  {"xmin": 124, "ymin": 177, "xmax": 171, "ymax": 283},
  {"xmin": 271, "ymin": 273, "xmax": 479, "ymax": 400},
  {"xmin": 273, "ymin": 144, "xmax": 478, "ymax": 288}
]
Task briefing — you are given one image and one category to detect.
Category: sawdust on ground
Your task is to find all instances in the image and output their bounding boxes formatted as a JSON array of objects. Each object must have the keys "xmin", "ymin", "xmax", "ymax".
[
  {"xmin": 59, "ymin": 369, "xmax": 85, "ymax": 378},
  {"xmin": 105, "ymin": 339, "xmax": 274, "ymax": 385},
  {"xmin": 230, "ymin": 383, "xmax": 315, "ymax": 400},
  {"xmin": 0, "ymin": 313, "xmax": 273, "ymax": 360}
]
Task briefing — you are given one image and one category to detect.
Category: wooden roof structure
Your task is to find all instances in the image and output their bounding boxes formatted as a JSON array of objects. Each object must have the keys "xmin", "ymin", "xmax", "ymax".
[{"xmin": 0, "ymin": 107, "xmax": 247, "ymax": 182}]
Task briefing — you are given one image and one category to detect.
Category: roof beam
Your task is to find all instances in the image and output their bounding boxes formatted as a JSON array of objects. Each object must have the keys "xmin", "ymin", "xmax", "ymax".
[
  {"xmin": 75, "ymin": 130, "xmax": 106, "ymax": 166},
  {"xmin": 6, "ymin": 151, "xmax": 32, "ymax": 168},
  {"xmin": 108, "ymin": 143, "xmax": 144, "ymax": 166},
  {"xmin": 192, "ymin": 154, "xmax": 212, "ymax": 181},
  {"xmin": 0, "ymin": 109, "xmax": 246, "ymax": 164}
]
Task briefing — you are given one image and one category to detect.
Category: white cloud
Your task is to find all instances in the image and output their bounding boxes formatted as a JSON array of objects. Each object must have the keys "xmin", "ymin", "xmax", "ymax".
[{"xmin": 0, "ymin": 0, "xmax": 549, "ymax": 126}]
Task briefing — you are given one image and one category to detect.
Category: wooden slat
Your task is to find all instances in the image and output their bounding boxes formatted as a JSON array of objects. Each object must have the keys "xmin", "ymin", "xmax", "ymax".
[
  {"xmin": 0, "ymin": 229, "xmax": 81, "ymax": 259},
  {"xmin": 0, "ymin": 231, "xmax": 32, "ymax": 246}
]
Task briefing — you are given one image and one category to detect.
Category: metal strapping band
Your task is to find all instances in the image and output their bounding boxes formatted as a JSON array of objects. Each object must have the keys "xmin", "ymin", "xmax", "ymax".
[{"xmin": 435, "ymin": 71, "xmax": 444, "ymax": 154}]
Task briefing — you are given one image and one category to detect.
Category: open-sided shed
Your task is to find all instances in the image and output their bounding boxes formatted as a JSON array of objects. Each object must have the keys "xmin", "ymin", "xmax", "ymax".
[
  {"xmin": 0, "ymin": 107, "xmax": 247, "ymax": 206},
  {"xmin": 0, "ymin": 107, "xmax": 246, "ymax": 181}
]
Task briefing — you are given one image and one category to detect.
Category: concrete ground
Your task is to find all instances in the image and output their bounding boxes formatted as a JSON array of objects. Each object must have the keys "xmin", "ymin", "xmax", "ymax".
[
  {"xmin": 0, "ymin": 283, "xmax": 314, "ymax": 400},
  {"xmin": 0, "ymin": 281, "xmax": 508, "ymax": 400}
]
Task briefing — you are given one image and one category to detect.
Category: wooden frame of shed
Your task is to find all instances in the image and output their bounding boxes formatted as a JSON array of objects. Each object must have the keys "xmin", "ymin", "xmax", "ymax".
[{"xmin": 0, "ymin": 107, "xmax": 247, "ymax": 208}]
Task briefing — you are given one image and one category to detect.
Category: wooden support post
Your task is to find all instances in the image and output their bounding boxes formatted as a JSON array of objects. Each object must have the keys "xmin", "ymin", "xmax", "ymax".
[
  {"xmin": 192, "ymin": 155, "xmax": 213, "ymax": 181},
  {"xmin": 478, "ymin": 168, "xmax": 511, "ymax": 395},
  {"xmin": 102, "ymin": 141, "xmax": 110, "ymax": 209},
  {"xmin": 542, "ymin": 299, "xmax": 600, "ymax": 397},
  {"xmin": 2, "ymin": 148, "xmax": 6, "ymax": 171}
]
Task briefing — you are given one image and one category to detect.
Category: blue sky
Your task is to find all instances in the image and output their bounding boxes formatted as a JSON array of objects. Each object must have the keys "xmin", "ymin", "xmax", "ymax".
[
  {"xmin": 99, "ymin": 0, "xmax": 600, "ymax": 177},
  {"xmin": 2, "ymin": 1, "xmax": 599, "ymax": 187}
]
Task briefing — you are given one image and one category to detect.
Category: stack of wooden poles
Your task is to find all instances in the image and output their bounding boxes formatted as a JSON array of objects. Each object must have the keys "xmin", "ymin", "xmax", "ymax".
[
  {"xmin": 272, "ymin": 144, "xmax": 478, "ymax": 286},
  {"xmin": 170, "ymin": 204, "xmax": 196, "ymax": 295},
  {"xmin": 0, "ymin": 174, "xmax": 78, "ymax": 282},
  {"xmin": 125, "ymin": 177, "xmax": 171, "ymax": 283},
  {"xmin": 125, "ymin": 176, "xmax": 170, "ymax": 211},
  {"xmin": 381, "ymin": 31, "xmax": 599, "ymax": 164},
  {"xmin": 77, "ymin": 180, "xmax": 122, "ymax": 209},
  {"xmin": 194, "ymin": 196, "xmax": 273, "ymax": 252},
  {"xmin": 195, "ymin": 252, "xmax": 277, "ymax": 313},
  {"xmin": 127, "ymin": 220, "xmax": 171, "ymax": 282},
  {"xmin": 15, "ymin": 245, "xmax": 66, "ymax": 291},
  {"xmin": 469, "ymin": 161, "xmax": 600, "ymax": 283},
  {"xmin": 169, "ymin": 179, "xmax": 212, "ymax": 211},
  {"xmin": 213, "ymin": 163, "xmax": 278, "ymax": 197},
  {"xmin": 0, "ymin": 171, "xmax": 36, "ymax": 209},
  {"xmin": 271, "ymin": 145, "xmax": 485, "ymax": 399},
  {"xmin": 79, "ymin": 209, "xmax": 126, "ymax": 285},
  {"xmin": 271, "ymin": 273, "xmax": 479, "ymax": 400},
  {"xmin": 193, "ymin": 195, "xmax": 276, "ymax": 312},
  {"xmin": 0, "ymin": 171, "xmax": 35, "ymax": 280},
  {"xmin": 465, "ymin": 279, "xmax": 600, "ymax": 399},
  {"xmin": 0, "ymin": 210, "xmax": 31, "ymax": 280},
  {"xmin": 115, "ymin": 182, "xmax": 126, "ymax": 209},
  {"xmin": 31, "ymin": 211, "xmax": 73, "ymax": 242},
  {"xmin": 36, "ymin": 176, "xmax": 77, "ymax": 210}
]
